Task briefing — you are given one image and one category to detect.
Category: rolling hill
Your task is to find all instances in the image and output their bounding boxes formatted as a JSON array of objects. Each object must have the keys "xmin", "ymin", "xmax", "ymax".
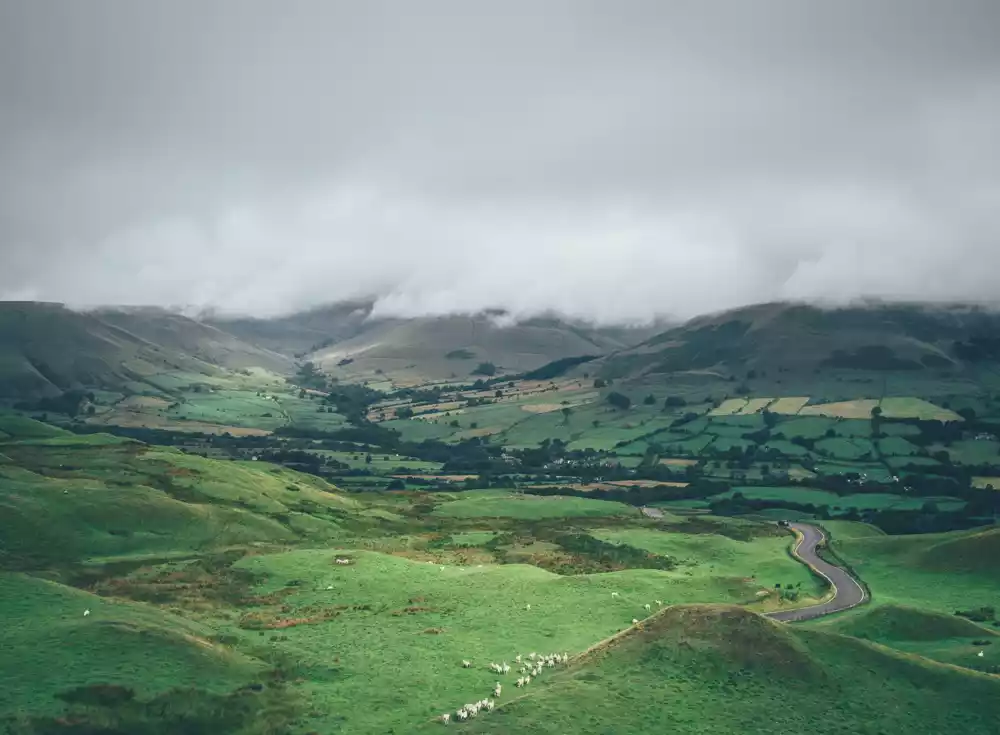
[
  {"xmin": 0, "ymin": 302, "xmax": 291, "ymax": 401},
  {"xmin": 0, "ymin": 415, "xmax": 369, "ymax": 569},
  {"xmin": 595, "ymin": 301, "xmax": 1000, "ymax": 380},
  {"xmin": 461, "ymin": 604, "xmax": 1000, "ymax": 735},
  {"xmin": 307, "ymin": 312, "xmax": 657, "ymax": 383}
]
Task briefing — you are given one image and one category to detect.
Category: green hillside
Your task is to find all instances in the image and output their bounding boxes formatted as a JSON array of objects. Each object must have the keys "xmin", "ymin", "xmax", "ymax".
[
  {"xmin": 596, "ymin": 301, "xmax": 1000, "ymax": 379},
  {"xmin": 0, "ymin": 302, "xmax": 290, "ymax": 401},
  {"xmin": 461, "ymin": 605, "xmax": 1000, "ymax": 735},
  {"xmin": 0, "ymin": 415, "xmax": 366, "ymax": 568},
  {"xmin": 309, "ymin": 312, "xmax": 647, "ymax": 384}
]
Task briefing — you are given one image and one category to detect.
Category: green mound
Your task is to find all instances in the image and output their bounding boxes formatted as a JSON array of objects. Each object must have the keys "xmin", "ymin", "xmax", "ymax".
[
  {"xmin": 820, "ymin": 604, "xmax": 998, "ymax": 642},
  {"xmin": 1, "ymin": 573, "xmax": 266, "ymax": 716},
  {"xmin": 460, "ymin": 605, "xmax": 1000, "ymax": 735},
  {"xmin": 0, "ymin": 430, "xmax": 367, "ymax": 567},
  {"xmin": 915, "ymin": 527, "xmax": 1000, "ymax": 574}
]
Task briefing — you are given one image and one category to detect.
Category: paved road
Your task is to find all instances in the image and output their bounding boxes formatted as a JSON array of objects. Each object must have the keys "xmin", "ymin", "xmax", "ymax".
[{"xmin": 764, "ymin": 523, "xmax": 868, "ymax": 622}]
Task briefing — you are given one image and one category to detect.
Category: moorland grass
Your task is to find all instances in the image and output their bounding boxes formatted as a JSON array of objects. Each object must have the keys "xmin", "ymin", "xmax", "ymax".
[
  {"xmin": 0, "ymin": 573, "xmax": 265, "ymax": 716},
  {"xmin": 460, "ymin": 605, "xmax": 1000, "ymax": 735}
]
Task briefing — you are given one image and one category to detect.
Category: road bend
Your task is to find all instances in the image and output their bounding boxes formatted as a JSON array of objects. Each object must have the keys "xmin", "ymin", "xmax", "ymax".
[{"xmin": 764, "ymin": 523, "xmax": 868, "ymax": 623}]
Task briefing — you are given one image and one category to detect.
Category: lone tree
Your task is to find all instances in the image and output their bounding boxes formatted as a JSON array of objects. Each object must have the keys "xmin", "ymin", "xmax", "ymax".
[{"xmin": 606, "ymin": 391, "xmax": 631, "ymax": 411}]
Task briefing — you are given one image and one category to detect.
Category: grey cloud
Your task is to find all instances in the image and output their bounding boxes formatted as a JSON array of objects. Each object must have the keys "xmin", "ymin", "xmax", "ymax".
[{"xmin": 1, "ymin": 1, "xmax": 999, "ymax": 322}]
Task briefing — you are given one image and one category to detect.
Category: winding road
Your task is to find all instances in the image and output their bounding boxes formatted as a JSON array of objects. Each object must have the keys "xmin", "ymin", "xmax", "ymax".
[
  {"xmin": 639, "ymin": 509, "xmax": 868, "ymax": 622},
  {"xmin": 764, "ymin": 522, "xmax": 868, "ymax": 622}
]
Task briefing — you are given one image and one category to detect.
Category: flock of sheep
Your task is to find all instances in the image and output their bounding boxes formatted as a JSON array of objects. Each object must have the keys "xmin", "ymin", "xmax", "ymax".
[
  {"xmin": 441, "ymin": 652, "xmax": 569, "ymax": 724},
  {"xmin": 439, "ymin": 594, "xmax": 666, "ymax": 724}
]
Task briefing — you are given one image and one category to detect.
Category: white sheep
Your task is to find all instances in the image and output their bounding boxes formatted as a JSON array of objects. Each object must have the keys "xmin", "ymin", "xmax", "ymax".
[
  {"xmin": 979, "ymin": 651, "xmax": 985, "ymax": 657},
  {"xmin": 515, "ymin": 677, "xmax": 525, "ymax": 688},
  {"xmin": 83, "ymin": 609, "xmax": 91, "ymax": 617},
  {"xmin": 611, "ymin": 592, "xmax": 619, "ymax": 598},
  {"xmin": 515, "ymin": 654, "xmax": 521, "ymax": 663},
  {"xmin": 493, "ymin": 683, "xmax": 502, "ymax": 697},
  {"xmin": 485, "ymin": 699, "xmax": 495, "ymax": 711},
  {"xmin": 528, "ymin": 652, "xmax": 537, "ymax": 660},
  {"xmin": 502, "ymin": 663, "xmax": 510, "ymax": 674},
  {"xmin": 632, "ymin": 618, "xmax": 639, "ymax": 624},
  {"xmin": 644, "ymin": 603, "xmax": 651, "ymax": 611},
  {"xmin": 462, "ymin": 660, "xmax": 472, "ymax": 668},
  {"xmin": 525, "ymin": 604, "xmax": 531, "ymax": 610},
  {"xmin": 525, "ymin": 675, "xmax": 532, "ymax": 684},
  {"xmin": 440, "ymin": 713, "xmax": 450, "ymax": 724},
  {"xmin": 655, "ymin": 600, "xmax": 662, "ymax": 606},
  {"xmin": 456, "ymin": 710, "xmax": 468, "ymax": 721},
  {"xmin": 546, "ymin": 659, "xmax": 554, "ymax": 668}
]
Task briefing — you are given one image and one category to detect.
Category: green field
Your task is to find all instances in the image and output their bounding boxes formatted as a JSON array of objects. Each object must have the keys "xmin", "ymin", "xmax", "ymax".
[
  {"xmin": 432, "ymin": 491, "xmax": 637, "ymax": 519},
  {"xmin": 589, "ymin": 528, "xmax": 824, "ymax": 601}
]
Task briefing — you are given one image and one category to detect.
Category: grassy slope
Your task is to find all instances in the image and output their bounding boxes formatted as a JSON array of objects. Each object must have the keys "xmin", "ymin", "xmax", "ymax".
[
  {"xmin": 1, "ymin": 573, "xmax": 266, "ymax": 715},
  {"xmin": 804, "ymin": 603, "xmax": 1000, "ymax": 671},
  {"xmin": 461, "ymin": 605, "xmax": 1000, "ymax": 735},
  {"xmin": 589, "ymin": 528, "xmax": 824, "ymax": 602},
  {"xmin": 222, "ymin": 549, "xmax": 807, "ymax": 733},
  {"xmin": 831, "ymin": 526, "xmax": 1000, "ymax": 613},
  {"xmin": 0, "ymin": 416, "xmax": 364, "ymax": 566}
]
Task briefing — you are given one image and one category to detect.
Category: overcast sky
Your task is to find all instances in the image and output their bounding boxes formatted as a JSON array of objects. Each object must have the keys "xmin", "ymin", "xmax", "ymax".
[{"xmin": 1, "ymin": 1, "xmax": 998, "ymax": 323}]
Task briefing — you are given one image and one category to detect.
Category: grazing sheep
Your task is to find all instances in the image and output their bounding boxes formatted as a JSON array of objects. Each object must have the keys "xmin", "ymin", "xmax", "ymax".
[
  {"xmin": 632, "ymin": 618, "xmax": 639, "ymax": 624},
  {"xmin": 655, "ymin": 600, "xmax": 662, "ymax": 606},
  {"xmin": 529, "ymin": 652, "xmax": 537, "ymax": 660},
  {"xmin": 525, "ymin": 675, "xmax": 532, "ymax": 684},
  {"xmin": 611, "ymin": 592, "xmax": 619, "ymax": 598},
  {"xmin": 546, "ymin": 659, "xmax": 554, "ymax": 668},
  {"xmin": 485, "ymin": 699, "xmax": 495, "ymax": 711},
  {"xmin": 83, "ymin": 609, "xmax": 91, "ymax": 617},
  {"xmin": 525, "ymin": 604, "xmax": 531, "ymax": 610},
  {"xmin": 515, "ymin": 654, "xmax": 522, "ymax": 663},
  {"xmin": 516, "ymin": 677, "xmax": 525, "ymax": 687},
  {"xmin": 456, "ymin": 710, "xmax": 468, "ymax": 721},
  {"xmin": 644, "ymin": 604, "xmax": 651, "ymax": 611},
  {"xmin": 502, "ymin": 663, "xmax": 510, "ymax": 674},
  {"xmin": 494, "ymin": 683, "xmax": 502, "ymax": 697},
  {"xmin": 440, "ymin": 713, "xmax": 450, "ymax": 724},
  {"xmin": 462, "ymin": 660, "xmax": 472, "ymax": 668},
  {"xmin": 979, "ymin": 651, "xmax": 986, "ymax": 657}
]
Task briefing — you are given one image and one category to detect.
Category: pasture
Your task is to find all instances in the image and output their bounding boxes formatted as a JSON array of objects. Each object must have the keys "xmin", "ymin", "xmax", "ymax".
[
  {"xmin": 219, "ymin": 546, "xmax": 794, "ymax": 733},
  {"xmin": 432, "ymin": 492, "xmax": 637, "ymax": 519}
]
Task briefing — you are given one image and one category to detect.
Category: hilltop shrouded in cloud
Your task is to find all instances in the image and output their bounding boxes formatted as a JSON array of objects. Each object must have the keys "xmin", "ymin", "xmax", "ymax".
[{"xmin": 1, "ymin": 1, "xmax": 999, "ymax": 322}]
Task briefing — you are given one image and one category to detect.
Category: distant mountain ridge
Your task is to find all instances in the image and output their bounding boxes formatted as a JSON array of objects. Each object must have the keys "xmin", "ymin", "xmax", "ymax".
[
  {"xmin": 0, "ymin": 302, "xmax": 290, "ymax": 400},
  {"xmin": 6, "ymin": 298, "xmax": 997, "ymax": 402},
  {"xmin": 596, "ymin": 301, "xmax": 1000, "ymax": 379}
]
